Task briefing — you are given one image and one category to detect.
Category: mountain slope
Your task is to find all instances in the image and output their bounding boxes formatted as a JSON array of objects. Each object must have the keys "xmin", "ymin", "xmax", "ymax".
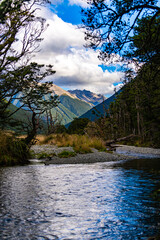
[
  {"xmin": 79, "ymin": 91, "xmax": 120, "ymax": 122},
  {"xmin": 50, "ymin": 103, "xmax": 77, "ymax": 124},
  {"xmin": 44, "ymin": 95, "xmax": 92, "ymax": 125},
  {"xmin": 7, "ymin": 104, "xmax": 31, "ymax": 122},
  {"xmin": 68, "ymin": 89, "xmax": 106, "ymax": 106},
  {"xmin": 59, "ymin": 95, "xmax": 91, "ymax": 117},
  {"xmin": 2, "ymin": 103, "xmax": 33, "ymax": 132}
]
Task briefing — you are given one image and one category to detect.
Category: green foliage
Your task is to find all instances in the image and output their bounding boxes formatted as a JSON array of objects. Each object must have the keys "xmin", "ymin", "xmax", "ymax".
[
  {"xmin": 82, "ymin": 0, "xmax": 159, "ymax": 61},
  {"xmin": 57, "ymin": 150, "xmax": 76, "ymax": 158},
  {"xmin": 0, "ymin": 131, "xmax": 30, "ymax": 166},
  {"xmin": 37, "ymin": 152, "xmax": 56, "ymax": 159},
  {"xmin": 85, "ymin": 118, "xmax": 114, "ymax": 140},
  {"xmin": 68, "ymin": 118, "xmax": 91, "ymax": 135},
  {"xmin": 55, "ymin": 125, "xmax": 67, "ymax": 134},
  {"xmin": 128, "ymin": 14, "xmax": 160, "ymax": 63}
]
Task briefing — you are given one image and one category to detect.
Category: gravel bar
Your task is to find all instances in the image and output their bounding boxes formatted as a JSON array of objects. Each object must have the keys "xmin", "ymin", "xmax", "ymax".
[{"xmin": 30, "ymin": 144, "xmax": 160, "ymax": 165}]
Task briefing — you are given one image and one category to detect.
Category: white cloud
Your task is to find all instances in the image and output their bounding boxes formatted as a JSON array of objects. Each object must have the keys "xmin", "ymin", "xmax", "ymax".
[
  {"xmin": 69, "ymin": 0, "xmax": 89, "ymax": 8},
  {"xmin": 34, "ymin": 7, "xmax": 85, "ymax": 53},
  {"xmin": 50, "ymin": 0, "xmax": 64, "ymax": 5},
  {"xmin": 47, "ymin": 47, "xmax": 124, "ymax": 95},
  {"xmin": 32, "ymin": 8, "xmax": 124, "ymax": 96},
  {"xmin": 40, "ymin": 15, "xmax": 85, "ymax": 54}
]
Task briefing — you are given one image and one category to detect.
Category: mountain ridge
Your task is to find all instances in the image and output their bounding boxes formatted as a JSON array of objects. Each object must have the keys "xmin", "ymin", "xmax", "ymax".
[
  {"xmin": 78, "ymin": 90, "xmax": 121, "ymax": 122},
  {"xmin": 68, "ymin": 89, "xmax": 106, "ymax": 106}
]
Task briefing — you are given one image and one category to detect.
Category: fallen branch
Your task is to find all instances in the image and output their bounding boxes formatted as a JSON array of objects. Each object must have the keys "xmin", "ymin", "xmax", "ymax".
[{"xmin": 105, "ymin": 134, "xmax": 136, "ymax": 147}]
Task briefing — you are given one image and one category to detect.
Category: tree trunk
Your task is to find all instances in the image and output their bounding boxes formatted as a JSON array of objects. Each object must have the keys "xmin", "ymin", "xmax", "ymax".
[{"xmin": 25, "ymin": 111, "xmax": 39, "ymax": 147}]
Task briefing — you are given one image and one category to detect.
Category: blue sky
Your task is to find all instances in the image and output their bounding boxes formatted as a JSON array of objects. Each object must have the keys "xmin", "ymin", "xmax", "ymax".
[
  {"xmin": 52, "ymin": 0, "xmax": 82, "ymax": 24},
  {"xmin": 33, "ymin": 0, "xmax": 123, "ymax": 97}
]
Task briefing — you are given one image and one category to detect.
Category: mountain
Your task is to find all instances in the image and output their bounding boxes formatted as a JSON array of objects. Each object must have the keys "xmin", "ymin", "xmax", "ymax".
[
  {"xmin": 68, "ymin": 89, "xmax": 106, "ymax": 106},
  {"xmin": 3, "ymin": 103, "xmax": 33, "ymax": 133},
  {"xmin": 78, "ymin": 91, "xmax": 120, "ymax": 122},
  {"xmin": 50, "ymin": 84, "xmax": 78, "ymax": 99},
  {"xmin": 11, "ymin": 84, "xmax": 92, "ymax": 125},
  {"xmin": 45, "ymin": 95, "xmax": 92, "ymax": 125}
]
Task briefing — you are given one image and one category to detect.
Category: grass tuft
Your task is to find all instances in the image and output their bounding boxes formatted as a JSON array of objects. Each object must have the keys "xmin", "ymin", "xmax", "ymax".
[
  {"xmin": 57, "ymin": 150, "xmax": 76, "ymax": 158},
  {"xmin": 37, "ymin": 152, "xmax": 56, "ymax": 159}
]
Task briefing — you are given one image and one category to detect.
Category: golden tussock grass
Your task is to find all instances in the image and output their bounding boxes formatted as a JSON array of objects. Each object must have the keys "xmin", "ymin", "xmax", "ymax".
[{"xmin": 39, "ymin": 133, "xmax": 106, "ymax": 153}]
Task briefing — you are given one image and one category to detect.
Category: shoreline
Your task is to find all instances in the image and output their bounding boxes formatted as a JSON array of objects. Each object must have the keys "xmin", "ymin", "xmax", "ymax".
[{"xmin": 30, "ymin": 144, "xmax": 160, "ymax": 165}]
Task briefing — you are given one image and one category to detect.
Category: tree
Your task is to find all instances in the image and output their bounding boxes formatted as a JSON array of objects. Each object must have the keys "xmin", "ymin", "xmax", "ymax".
[
  {"xmin": 45, "ymin": 110, "xmax": 66, "ymax": 135},
  {"xmin": 82, "ymin": 0, "xmax": 160, "ymax": 62},
  {"xmin": 128, "ymin": 14, "xmax": 160, "ymax": 63},
  {"xmin": 16, "ymin": 62, "xmax": 59, "ymax": 146},
  {"xmin": 82, "ymin": 1, "xmax": 160, "ymax": 147},
  {"xmin": 0, "ymin": 0, "xmax": 51, "ymax": 124},
  {"xmin": 0, "ymin": 0, "xmax": 61, "ymax": 146},
  {"xmin": 68, "ymin": 118, "xmax": 91, "ymax": 135}
]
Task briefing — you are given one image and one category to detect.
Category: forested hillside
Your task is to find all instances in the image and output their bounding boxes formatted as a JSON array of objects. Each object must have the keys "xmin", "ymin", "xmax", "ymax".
[
  {"xmin": 82, "ymin": 1, "xmax": 160, "ymax": 147},
  {"xmin": 107, "ymin": 63, "xmax": 160, "ymax": 146}
]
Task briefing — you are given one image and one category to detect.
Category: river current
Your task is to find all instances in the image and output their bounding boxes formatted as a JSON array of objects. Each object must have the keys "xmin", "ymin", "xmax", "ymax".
[{"xmin": 0, "ymin": 159, "xmax": 159, "ymax": 240}]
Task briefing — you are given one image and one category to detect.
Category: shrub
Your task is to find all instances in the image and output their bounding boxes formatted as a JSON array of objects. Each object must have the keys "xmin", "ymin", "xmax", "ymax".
[
  {"xmin": 36, "ymin": 152, "xmax": 56, "ymax": 159},
  {"xmin": 0, "ymin": 131, "xmax": 30, "ymax": 166},
  {"xmin": 73, "ymin": 145, "xmax": 92, "ymax": 154},
  {"xmin": 89, "ymin": 137, "xmax": 106, "ymax": 151},
  {"xmin": 57, "ymin": 150, "xmax": 76, "ymax": 158}
]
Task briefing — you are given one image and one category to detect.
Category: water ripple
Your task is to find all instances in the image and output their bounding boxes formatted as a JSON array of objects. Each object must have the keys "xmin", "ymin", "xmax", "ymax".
[{"xmin": 0, "ymin": 162, "xmax": 159, "ymax": 239}]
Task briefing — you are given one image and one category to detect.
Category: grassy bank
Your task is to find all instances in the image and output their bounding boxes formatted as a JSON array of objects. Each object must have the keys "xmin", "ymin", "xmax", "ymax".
[
  {"xmin": 0, "ymin": 131, "xmax": 30, "ymax": 166},
  {"xmin": 37, "ymin": 133, "xmax": 106, "ymax": 154}
]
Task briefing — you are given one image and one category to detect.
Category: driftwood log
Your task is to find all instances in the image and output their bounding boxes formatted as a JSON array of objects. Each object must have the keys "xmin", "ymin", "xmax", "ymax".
[{"xmin": 105, "ymin": 134, "xmax": 136, "ymax": 150}]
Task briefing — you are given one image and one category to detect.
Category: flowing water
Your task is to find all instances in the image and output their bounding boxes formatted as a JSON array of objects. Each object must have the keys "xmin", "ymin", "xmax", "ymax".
[{"xmin": 0, "ymin": 159, "xmax": 159, "ymax": 240}]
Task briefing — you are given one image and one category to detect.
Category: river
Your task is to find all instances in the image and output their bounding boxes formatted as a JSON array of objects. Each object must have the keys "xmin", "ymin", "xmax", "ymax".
[{"xmin": 0, "ymin": 158, "xmax": 159, "ymax": 240}]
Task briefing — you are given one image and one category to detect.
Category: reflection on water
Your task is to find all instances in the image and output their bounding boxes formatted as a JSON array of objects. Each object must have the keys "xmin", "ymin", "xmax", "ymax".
[{"xmin": 0, "ymin": 159, "xmax": 160, "ymax": 240}]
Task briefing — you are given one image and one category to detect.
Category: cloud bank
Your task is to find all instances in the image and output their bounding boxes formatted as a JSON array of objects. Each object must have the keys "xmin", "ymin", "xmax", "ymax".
[{"xmin": 33, "ymin": 7, "xmax": 123, "ymax": 96}]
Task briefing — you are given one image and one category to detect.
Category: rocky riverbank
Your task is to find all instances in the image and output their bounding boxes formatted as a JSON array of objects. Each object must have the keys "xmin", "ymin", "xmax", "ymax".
[
  {"xmin": 116, "ymin": 145, "xmax": 160, "ymax": 157},
  {"xmin": 30, "ymin": 144, "xmax": 160, "ymax": 165}
]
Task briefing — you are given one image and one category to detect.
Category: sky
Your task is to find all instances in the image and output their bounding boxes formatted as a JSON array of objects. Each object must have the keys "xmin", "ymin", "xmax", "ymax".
[{"xmin": 32, "ymin": 0, "xmax": 124, "ymax": 97}]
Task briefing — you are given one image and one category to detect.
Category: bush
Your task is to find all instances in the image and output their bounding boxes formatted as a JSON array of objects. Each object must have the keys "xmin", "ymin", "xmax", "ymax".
[
  {"xmin": 57, "ymin": 150, "xmax": 76, "ymax": 158},
  {"xmin": 89, "ymin": 137, "xmax": 106, "ymax": 151},
  {"xmin": 0, "ymin": 131, "xmax": 30, "ymax": 166},
  {"xmin": 36, "ymin": 152, "xmax": 56, "ymax": 159},
  {"xmin": 73, "ymin": 145, "xmax": 92, "ymax": 154}
]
